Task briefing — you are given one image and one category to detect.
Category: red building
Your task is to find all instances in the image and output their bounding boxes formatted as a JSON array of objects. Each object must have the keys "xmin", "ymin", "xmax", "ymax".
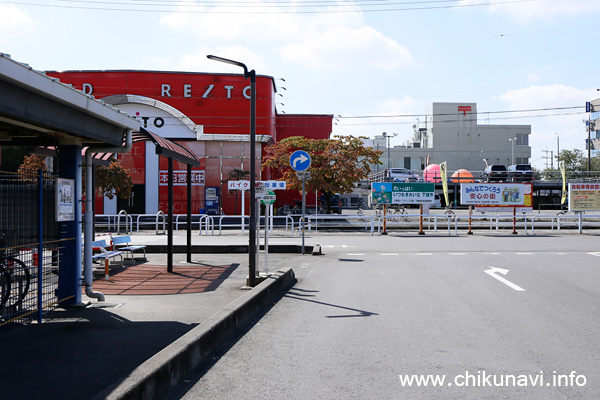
[{"xmin": 46, "ymin": 70, "xmax": 332, "ymax": 215}]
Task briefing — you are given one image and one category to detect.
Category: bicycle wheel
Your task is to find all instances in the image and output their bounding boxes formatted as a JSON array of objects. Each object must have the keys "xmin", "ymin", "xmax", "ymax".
[
  {"xmin": 0, "ymin": 264, "xmax": 10, "ymax": 309},
  {"xmin": 4, "ymin": 257, "xmax": 30, "ymax": 308}
]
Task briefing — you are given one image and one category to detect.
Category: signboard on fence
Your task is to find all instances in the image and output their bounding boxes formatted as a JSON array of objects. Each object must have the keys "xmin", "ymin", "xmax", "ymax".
[
  {"xmin": 568, "ymin": 183, "xmax": 600, "ymax": 211},
  {"xmin": 474, "ymin": 183, "xmax": 533, "ymax": 213},
  {"xmin": 371, "ymin": 182, "xmax": 435, "ymax": 205},
  {"xmin": 461, "ymin": 183, "xmax": 526, "ymax": 206}
]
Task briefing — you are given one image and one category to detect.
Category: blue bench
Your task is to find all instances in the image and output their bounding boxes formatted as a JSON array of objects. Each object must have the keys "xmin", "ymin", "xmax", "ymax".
[
  {"xmin": 91, "ymin": 239, "xmax": 124, "ymax": 268},
  {"xmin": 112, "ymin": 235, "xmax": 147, "ymax": 261}
]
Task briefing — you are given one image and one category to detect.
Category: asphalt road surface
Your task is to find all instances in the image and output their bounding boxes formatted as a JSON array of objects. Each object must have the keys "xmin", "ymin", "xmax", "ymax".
[{"xmin": 167, "ymin": 232, "xmax": 600, "ymax": 400}]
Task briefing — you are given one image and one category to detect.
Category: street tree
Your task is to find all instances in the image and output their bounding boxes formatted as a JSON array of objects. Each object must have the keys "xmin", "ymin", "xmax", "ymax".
[
  {"xmin": 18, "ymin": 154, "xmax": 47, "ymax": 180},
  {"xmin": 558, "ymin": 149, "xmax": 585, "ymax": 171},
  {"xmin": 262, "ymin": 135, "xmax": 382, "ymax": 213},
  {"xmin": 95, "ymin": 160, "xmax": 133, "ymax": 199},
  {"xmin": 17, "ymin": 155, "xmax": 132, "ymax": 200}
]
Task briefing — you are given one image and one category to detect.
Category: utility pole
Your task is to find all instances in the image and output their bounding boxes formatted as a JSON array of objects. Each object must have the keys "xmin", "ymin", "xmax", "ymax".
[{"xmin": 542, "ymin": 149, "xmax": 552, "ymax": 170}]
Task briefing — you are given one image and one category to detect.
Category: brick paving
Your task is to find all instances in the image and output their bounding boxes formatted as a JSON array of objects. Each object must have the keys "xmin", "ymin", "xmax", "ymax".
[{"xmin": 91, "ymin": 263, "xmax": 237, "ymax": 295}]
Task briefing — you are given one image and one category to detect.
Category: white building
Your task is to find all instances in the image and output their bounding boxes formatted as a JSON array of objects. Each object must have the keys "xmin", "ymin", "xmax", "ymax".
[{"xmin": 372, "ymin": 102, "xmax": 531, "ymax": 175}]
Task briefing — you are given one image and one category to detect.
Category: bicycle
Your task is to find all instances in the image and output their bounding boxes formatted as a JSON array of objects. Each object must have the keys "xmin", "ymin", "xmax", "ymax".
[
  {"xmin": 0, "ymin": 234, "xmax": 31, "ymax": 312},
  {"xmin": 388, "ymin": 205, "xmax": 409, "ymax": 221}
]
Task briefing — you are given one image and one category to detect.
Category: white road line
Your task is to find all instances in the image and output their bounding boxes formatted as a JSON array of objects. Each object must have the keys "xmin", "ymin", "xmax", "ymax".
[
  {"xmin": 448, "ymin": 253, "xmax": 466, "ymax": 256},
  {"xmin": 588, "ymin": 252, "xmax": 600, "ymax": 257},
  {"xmin": 382, "ymin": 253, "xmax": 399, "ymax": 256},
  {"xmin": 416, "ymin": 253, "xmax": 433, "ymax": 256},
  {"xmin": 485, "ymin": 267, "xmax": 525, "ymax": 291},
  {"xmin": 347, "ymin": 253, "xmax": 365, "ymax": 256},
  {"xmin": 516, "ymin": 252, "xmax": 534, "ymax": 255}
]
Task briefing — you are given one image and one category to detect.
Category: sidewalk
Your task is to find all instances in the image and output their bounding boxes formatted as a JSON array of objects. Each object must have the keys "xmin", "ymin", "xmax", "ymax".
[{"xmin": 0, "ymin": 247, "xmax": 299, "ymax": 400}]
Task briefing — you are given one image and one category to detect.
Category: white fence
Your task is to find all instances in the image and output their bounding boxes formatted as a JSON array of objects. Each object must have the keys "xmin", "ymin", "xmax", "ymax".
[{"xmin": 94, "ymin": 211, "xmax": 600, "ymax": 236}]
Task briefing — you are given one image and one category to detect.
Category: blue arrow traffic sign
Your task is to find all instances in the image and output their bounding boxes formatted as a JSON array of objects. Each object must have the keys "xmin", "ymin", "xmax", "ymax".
[{"xmin": 289, "ymin": 150, "xmax": 311, "ymax": 171}]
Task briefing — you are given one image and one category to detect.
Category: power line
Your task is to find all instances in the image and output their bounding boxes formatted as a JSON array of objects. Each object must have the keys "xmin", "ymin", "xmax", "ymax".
[{"xmin": 4, "ymin": 0, "xmax": 535, "ymax": 14}]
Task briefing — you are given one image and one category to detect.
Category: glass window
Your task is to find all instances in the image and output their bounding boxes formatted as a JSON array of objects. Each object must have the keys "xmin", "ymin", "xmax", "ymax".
[{"xmin": 516, "ymin": 133, "xmax": 528, "ymax": 146}]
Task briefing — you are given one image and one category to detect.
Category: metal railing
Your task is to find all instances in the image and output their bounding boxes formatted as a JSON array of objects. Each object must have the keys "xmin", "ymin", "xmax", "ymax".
[{"xmin": 92, "ymin": 211, "xmax": 600, "ymax": 236}]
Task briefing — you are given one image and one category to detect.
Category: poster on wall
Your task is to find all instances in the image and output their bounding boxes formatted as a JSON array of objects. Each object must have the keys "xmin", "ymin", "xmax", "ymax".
[
  {"xmin": 568, "ymin": 183, "xmax": 600, "ymax": 211},
  {"xmin": 461, "ymin": 183, "xmax": 526, "ymax": 206},
  {"xmin": 56, "ymin": 178, "xmax": 75, "ymax": 221}
]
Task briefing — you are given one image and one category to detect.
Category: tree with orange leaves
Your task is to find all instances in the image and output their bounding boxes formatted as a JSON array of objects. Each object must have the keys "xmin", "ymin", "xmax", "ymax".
[{"xmin": 262, "ymin": 135, "xmax": 382, "ymax": 213}]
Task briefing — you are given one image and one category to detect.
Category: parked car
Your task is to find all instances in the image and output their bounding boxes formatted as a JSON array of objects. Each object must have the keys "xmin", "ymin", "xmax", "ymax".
[
  {"xmin": 480, "ymin": 165, "xmax": 508, "ymax": 182},
  {"xmin": 508, "ymin": 164, "xmax": 534, "ymax": 182},
  {"xmin": 319, "ymin": 193, "xmax": 342, "ymax": 214},
  {"xmin": 386, "ymin": 168, "xmax": 419, "ymax": 182},
  {"xmin": 432, "ymin": 194, "xmax": 442, "ymax": 208}
]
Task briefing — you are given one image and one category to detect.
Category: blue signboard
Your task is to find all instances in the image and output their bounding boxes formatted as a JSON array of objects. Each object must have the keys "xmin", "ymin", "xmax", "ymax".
[{"xmin": 289, "ymin": 150, "xmax": 311, "ymax": 171}]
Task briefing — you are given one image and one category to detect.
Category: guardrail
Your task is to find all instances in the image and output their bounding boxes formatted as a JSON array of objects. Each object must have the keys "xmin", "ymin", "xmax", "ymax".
[
  {"xmin": 93, "ymin": 211, "xmax": 600, "ymax": 236},
  {"xmin": 217, "ymin": 215, "xmax": 295, "ymax": 235},
  {"xmin": 306, "ymin": 214, "xmax": 376, "ymax": 234}
]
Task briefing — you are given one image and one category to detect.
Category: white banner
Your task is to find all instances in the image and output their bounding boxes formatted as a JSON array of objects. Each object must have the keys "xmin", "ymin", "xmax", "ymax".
[{"xmin": 461, "ymin": 183, "xmax": 525, "ymax": 205}]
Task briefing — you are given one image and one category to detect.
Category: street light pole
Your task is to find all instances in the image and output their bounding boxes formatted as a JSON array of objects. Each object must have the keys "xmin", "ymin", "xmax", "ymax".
[
  {"xmin": 555, "ymin": 133, "xmax": 560, "ymax": 167},
  {"xmin": 509, "ymin": 137, "xmax": 516, "ymax": 165},
  {"xmin": 382, "ymin": 132, "xmax": 397, "ymax": 170},
  {"xmin": 208, "ymin": 55, "xmax": 257, "ymax": 287}
]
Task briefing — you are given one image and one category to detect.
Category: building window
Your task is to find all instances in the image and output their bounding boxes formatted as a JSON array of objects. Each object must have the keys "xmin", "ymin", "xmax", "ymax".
[
  {"xmin": 404, "ymin": 157, "xmax": 411, "ymax": 169},
  {"xmin": 516, "ymin": 133, "xmax": 528, "ymax": 146}
]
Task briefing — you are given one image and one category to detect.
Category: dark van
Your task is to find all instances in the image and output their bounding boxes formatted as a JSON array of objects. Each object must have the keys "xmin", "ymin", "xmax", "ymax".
[{"xmin": 320, "ymin": 193, "xmax": 342, "ymax": 214}]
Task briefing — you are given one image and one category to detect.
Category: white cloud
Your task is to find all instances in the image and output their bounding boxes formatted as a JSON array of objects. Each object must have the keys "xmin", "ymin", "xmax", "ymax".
[
  {"xmin": 160, "ymin": 1, "xmax": 409, "ymax": 71},
  {"xmin": 160, "ymin": 1, "xmax": 365, "ymax": 41},
  {"xmin": 276, "ymin": 26, "xmax": 413, "ymax": 70},
  {"xmin": 160, "ymin": 1, "xmax": 303, "ymax": 40},
  {"xmin": 143, "ymin": 46, "xmax": 269, "ymax": 74},
  {"xmin": 0, "ymin": 4, "xmax": 32, "ymax": 29},
  {"xmin": 499, "ymin": 84, "xmax": 595, "ymax": 167},
  {"xmin": 460, "ymin": 0, "xmax": 600, "ymax": 22}
]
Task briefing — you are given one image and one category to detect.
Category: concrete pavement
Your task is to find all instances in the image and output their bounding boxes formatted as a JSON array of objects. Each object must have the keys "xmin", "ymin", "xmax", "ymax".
[
  {"xmin": 0, "ymin": 243, "xmax": 300, "ymax": 400},
  {"xmin": 1, "ymin": 226, "xmax": 594, "ymax": 400}
]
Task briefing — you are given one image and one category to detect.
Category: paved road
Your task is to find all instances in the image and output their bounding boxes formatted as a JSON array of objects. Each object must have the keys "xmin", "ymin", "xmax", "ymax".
[{"xmin": 166, "ymin": 233, "xmax": 600, "ymax": 399}]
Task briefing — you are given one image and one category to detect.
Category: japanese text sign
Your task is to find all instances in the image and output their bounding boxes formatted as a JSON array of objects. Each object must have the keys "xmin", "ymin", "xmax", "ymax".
[{"xmin": 461, "ymin": 183, "xmax": 525, "ymax": 205}]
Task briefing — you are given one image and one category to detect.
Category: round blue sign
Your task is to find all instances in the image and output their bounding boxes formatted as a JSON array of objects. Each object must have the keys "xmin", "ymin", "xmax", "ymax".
[{"xmin": 289, "ymin": 150, "xmax": 311, "ymax": 171}]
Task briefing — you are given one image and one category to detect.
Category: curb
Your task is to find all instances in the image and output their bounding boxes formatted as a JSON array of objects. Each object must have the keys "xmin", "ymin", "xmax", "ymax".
[
  {"xmin": 144, "ymin": 244, "xmax": 313, "ymax": 254},
  {"xmin": 93, "ymin": 267, "xmax": 297, "ymax": 400}
]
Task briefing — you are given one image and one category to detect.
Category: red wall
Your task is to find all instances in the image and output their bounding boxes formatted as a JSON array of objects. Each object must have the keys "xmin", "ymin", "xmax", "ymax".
[
  {"xmin": 46, "ymin": 70, "xmax": 332, "ymax": 215},
  {"xmin": 46, "ymin": 70, "xmax": 277, "ymax": 137},
  {"xmin": 276, "ymin": 114, "xmax": 332, "ymax": 141}
]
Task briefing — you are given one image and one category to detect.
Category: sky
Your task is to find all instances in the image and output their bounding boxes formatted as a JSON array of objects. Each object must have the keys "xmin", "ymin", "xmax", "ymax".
[{"xmin": 1, "ymin": 0, "xmax": 599, "ymax": 170}]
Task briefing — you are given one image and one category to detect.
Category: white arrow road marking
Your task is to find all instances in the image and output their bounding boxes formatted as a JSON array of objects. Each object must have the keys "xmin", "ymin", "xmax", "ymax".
[
  {"xmin": 588, "ymin": 252, "xmax": 600, "ymax": 257},
  {"xmin": 485, "ymin": 267, "xmax": 525, "ymax": 291},
  {"xmin": 293, "ymin": 154, "xmax": 308, "ymax": 168}
]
